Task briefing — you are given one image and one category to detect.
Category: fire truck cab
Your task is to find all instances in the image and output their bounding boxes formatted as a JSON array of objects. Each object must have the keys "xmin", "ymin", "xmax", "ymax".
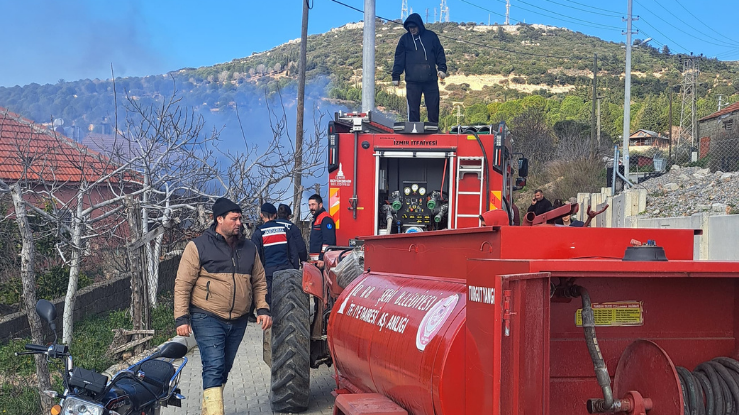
[{"xmin": 326, "ymin": 111, "xmax": 528, "ymax": 245}]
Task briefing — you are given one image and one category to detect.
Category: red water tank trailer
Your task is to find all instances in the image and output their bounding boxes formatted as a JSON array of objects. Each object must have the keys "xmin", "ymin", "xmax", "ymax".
[{"xmin": 326, "ymin": 226, "xmax": 739, "ymax": 415}]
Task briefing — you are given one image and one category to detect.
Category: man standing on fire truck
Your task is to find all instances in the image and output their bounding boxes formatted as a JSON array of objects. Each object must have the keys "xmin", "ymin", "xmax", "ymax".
[
  {"xmin": 392, "ymin": 13, "xmax": 447, "ymax": 123},
  {"xmin": 308, "ymin": 194, "xmax": 336, "ymax": 266}
]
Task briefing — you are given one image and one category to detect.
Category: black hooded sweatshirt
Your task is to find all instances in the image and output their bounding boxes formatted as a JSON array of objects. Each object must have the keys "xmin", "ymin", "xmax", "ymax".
[{"xmin": 392, "ymin": 13, "xmax": 447, "ymax": 84}]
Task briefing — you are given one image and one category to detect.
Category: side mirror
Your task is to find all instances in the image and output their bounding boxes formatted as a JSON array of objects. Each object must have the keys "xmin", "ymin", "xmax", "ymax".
[
  {"xmin": 36, "ymin": 299, "xmax": 57, "ymax": 325},
  {"xmin": 156, "ymin": 342, "xmax": 188, "ymax": 360},
  {"xmin": 513, "ymin": 177, "xmax": 527, "ymax": 191},
  {"xmin": 517, "ymin": 158, "xmax": 529, "ymax": 178}
]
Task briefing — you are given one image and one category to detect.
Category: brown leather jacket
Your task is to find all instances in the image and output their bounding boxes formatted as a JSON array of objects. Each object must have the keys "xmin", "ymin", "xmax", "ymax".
[{"xmin": 174, "ymin": 225, "xmax": 268, "ymax": 327}]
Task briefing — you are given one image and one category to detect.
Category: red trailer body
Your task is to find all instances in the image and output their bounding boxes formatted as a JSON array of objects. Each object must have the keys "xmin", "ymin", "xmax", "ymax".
[{"xmin": 327, "ymin": 226, "xmax": 739, "ymax": 415}]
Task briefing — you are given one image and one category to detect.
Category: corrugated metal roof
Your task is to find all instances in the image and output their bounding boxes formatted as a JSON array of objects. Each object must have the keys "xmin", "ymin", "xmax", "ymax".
[
  {"xmin": 0, "ymin": 107, "xmax": 138, "ymax": 183},
  {"xmin": 699, "ymin": 102, "xmax": 739, "ymax": 122}
]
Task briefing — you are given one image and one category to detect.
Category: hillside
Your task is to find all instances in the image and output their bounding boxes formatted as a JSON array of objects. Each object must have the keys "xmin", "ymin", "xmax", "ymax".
[{"xmin": 0, "ymin": 20, "xmax": 737, "ymax": 138}]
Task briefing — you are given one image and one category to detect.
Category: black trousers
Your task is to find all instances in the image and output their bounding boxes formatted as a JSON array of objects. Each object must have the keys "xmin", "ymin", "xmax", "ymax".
[{"xmin": 406, "ymin": 81, "xmax": 440, "ymax": 123}]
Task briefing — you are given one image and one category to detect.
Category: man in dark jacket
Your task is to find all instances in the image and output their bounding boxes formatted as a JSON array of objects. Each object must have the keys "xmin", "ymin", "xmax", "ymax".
[
  {"xmin": 308, "ymin": 194, "xmax": 336, "ymax": 266},
  {"xmin": 276, "ymin": 203, "xmax": 308, "ymax": 263},
  {"xmin": 392, "ymin": 13, "xmax": 447, "ymax": 123},
  {"xmin": 174, "ymin": 197, "xmax": 271, "ymax": 415},
  {"xmin": 251, "ymin": 203, "xmax": 299, "ymax": 305},
  {"xmin": 527, "ymin": 189, "xmax": 553, "ymax": 216}
]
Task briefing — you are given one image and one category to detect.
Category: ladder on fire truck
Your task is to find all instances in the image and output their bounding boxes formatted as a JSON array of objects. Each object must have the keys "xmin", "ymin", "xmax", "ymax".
[{"xmin": 454, "ymin": 157, "xmax": 485, "ymax": 228}]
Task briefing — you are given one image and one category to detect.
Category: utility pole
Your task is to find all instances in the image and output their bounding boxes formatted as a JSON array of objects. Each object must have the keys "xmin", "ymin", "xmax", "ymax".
[
  {"xmin": 294, "ymin": 0, "xmax": 309, "ymax": 220},
  {"xmin": 426, "ymin": 8, "xmax": 430, "ymax": 24},
  {"xmin": 591, "ymin": 53, "xmax": 597, "ymax": 158},
  {"xmin": 362, "ymin": 0, "xmax": 376, "ymax": 113},
  {"xmin": 718, "ymin": 94, "xmax": 723, "ymax": 111},
  {"xmin": 679, "ymin": 55, "xmax": 699, "ymax": 148},
  {"xmin": 621, "ymin": 0, "xmax": 638, "ymax": 181},
  {"xmin": 597, "ymin": 96, "xmax": 602, "ymax": 147},
  {"xmin": 669, "ymin": 90, "xmax": 673, "ymax": 161},
  {"xmin": 434, "ymin": 8, "xmax": 437, "ymax": 23},
  {"xmin": 505, "ymin": 0, "xmax": 510, "ymax": 25}
]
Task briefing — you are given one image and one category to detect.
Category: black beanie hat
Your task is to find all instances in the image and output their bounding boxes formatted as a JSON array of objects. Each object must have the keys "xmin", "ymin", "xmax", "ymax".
[
  {"xmin": 261, "ymin": 202, "xmax": 277, "ymax": 215},
  {"xmin": 278, "ymin": 203, "xmax": 292, "ymax": 217},
  {"xmin": 212, "ymin": 197, "xmax": 242, "ymax": 220}
]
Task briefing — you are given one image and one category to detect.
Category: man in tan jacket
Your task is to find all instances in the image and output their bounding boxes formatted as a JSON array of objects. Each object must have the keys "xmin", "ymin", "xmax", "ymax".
[{"xmin": 174, "ymin": 197, "xmax": 272, "ymax": 415}]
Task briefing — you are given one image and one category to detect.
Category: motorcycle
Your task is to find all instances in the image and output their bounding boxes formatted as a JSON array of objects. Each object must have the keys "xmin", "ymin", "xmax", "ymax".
[{"xmin": 17, "ymin": 299, "xmax": 188, "ymax": 415}]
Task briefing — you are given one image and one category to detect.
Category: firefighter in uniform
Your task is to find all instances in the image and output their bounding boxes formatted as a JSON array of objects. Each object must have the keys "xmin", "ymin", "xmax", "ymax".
[
  {"xmin": 251, "ymin": 203, "xmax": 299, "ymax": 305},
  {"xmin": 276, "ymin": 203, "xmax": 308, "ymax": 264},
  {"xmin": 308, "ymin": 194, "xmax": 336, "ymax": 266}
]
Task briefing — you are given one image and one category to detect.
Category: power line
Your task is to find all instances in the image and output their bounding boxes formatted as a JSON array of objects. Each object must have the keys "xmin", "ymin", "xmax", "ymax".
[
  {"xmin": 673, "ymin": 0, "xmax": 739, "ymax": 46},
  {"xmin": 653, "ymin": 0, "xmax": 739, "ymax": 48},
  {"xmin": 636, "ymin": 17, "xmax": 689, "ymax": 53},
  {"xmin": 458, "ymin": 0, "xmax": 508, "ymax": 21},
  {"xmin": 328, "ymin": 0, "xmax": 579, "ymax": 59},
  {"xmin": 635, "ymin": 0, "xmax": 739, "ymax": 50},
  {"xmin": 542, "ymin": 0, "xmax": 621, "ymax": 18},
  {"xmin": 487, "ymin": 0, "xmax": 623, "ymax": 31},
  {"xmin": 558, "ymin": 0, "xmax": 621, "ymax": 16}
]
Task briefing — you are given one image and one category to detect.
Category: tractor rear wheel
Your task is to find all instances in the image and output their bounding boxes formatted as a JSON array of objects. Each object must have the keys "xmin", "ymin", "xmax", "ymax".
[{"xmin": 269, "ymin": 269, "xmax": 311, "ymax": 413}]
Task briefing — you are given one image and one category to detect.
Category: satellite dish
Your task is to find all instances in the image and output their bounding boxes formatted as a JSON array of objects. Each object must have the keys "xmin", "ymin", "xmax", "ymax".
[{"xmin": 53, "ymin": 119, "xmax": 64, "ymax": 127}]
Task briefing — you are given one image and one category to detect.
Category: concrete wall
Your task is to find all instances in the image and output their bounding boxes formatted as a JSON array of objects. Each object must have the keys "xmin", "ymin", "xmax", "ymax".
[
  {"xmin": 0, "ymin": 256, "xmax": 181, "ymax": 344},
  {"xmin": 625, "ymin": 214, "xmax": 705, "ymax": 260},
  {"xmin": 707, "ymin": 215, "xmax": 739, "ymax": 260},
  {"xmin": 577, "ymin": 187, "xmax": 738, "ymax": 260}
]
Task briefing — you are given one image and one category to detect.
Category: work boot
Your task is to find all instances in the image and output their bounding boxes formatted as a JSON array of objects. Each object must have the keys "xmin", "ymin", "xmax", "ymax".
[{"xmin": 201, "ymin": 386, "xmax": 224, "ymax": 415}]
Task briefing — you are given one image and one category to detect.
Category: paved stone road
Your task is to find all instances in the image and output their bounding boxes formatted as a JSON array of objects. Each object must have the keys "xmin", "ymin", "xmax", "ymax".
[{"xmin": 162, "ymin": 324, "xmax": 336, "ymax": 415}]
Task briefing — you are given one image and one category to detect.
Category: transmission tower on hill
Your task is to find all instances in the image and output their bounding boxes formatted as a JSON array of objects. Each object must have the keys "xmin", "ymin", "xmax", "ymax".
[
  {"xmin": 505, "ymin": 0, "xmax": 510, "ymax": 25},
  {"xmin": 401, "ymin": 0, "xmax": 409, "ymax": 21},
  {"xmin": 440, "ymin": 0, "xmax": 449, "ymax": 22},
  {"xmin": 679, "ymin": 55, "xmax": 700, "ymax": 147}
]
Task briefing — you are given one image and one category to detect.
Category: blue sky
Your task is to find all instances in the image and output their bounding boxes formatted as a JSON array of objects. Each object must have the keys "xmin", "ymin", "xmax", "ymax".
[{"xmin": 0, "ymin": 0, "xmax": 737, "ymax": 88}]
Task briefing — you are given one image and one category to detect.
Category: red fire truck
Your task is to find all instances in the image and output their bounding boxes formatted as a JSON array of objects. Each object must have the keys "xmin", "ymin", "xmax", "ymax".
[{"xmin": 324, "ymin": 111, "xmax": 527, "ymax": 243}]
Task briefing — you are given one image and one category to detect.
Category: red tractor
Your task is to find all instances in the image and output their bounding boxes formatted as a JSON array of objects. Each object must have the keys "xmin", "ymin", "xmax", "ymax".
[{"xmin": 266, "ymin": 112, "xmax": 739, "ymax": 415}]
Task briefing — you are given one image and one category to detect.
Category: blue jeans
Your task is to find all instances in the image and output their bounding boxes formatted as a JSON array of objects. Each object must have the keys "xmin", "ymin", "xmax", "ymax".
[{"xmin": 190, "ymin": 312, "xmax": 247, "ymax": 389}]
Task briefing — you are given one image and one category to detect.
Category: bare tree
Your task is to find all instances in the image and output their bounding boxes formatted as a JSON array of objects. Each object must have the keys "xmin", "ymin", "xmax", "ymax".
[
  {"xmin": 110, "ymin": 87, "xmax": 221, "ymax": 307},
  {"xmin": 0, "ymin": 176, "xmax": 53, "ymax": 413},
  {"xmin": 201, "ymin": 90, "xmax": 327, "ymax": 224}
]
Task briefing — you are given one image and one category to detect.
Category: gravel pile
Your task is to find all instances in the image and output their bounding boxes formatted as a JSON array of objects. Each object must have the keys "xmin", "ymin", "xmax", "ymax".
[{"xmin": 635, "ymin": 166, "xmax": 739, "ymax": 218}]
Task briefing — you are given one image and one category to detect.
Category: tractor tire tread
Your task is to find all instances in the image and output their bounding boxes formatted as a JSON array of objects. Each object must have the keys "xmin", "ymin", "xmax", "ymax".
[{"xmin": 270, "ymin": 269, "xmax": 310, "ymax": 413}]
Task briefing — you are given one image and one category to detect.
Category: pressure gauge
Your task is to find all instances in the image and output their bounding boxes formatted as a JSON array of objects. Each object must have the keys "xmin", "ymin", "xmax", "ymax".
[
  {"xmin": 404, "ymin": 187, "xmax": 411, "ymax": 195},
  {"xmin": 411, "ymin": 184, "xmax": 419, "ymax": 193},
  {"xmin": 418, "ymin": 187, "xmax": 426, "ymax": 196}
]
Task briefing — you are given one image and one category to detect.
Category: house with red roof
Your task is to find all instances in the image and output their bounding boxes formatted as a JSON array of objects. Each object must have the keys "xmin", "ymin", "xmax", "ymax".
[
  {"xmin": 698, "ymin": 102, "xmax": 739, "ymax": 171},
  {"xmin": 0, "ymin": 106, "xmax": 141, "ymax": 219}
]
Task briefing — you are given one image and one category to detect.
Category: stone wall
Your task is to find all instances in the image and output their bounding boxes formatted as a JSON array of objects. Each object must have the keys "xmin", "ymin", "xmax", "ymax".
[{"xmin": 0, "ymin": 256, "xmax": 181, "ymax": 344}]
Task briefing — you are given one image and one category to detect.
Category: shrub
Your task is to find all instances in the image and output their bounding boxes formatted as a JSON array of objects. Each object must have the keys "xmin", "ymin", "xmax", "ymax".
[{"xmin": 0, "ymin": 266, "xmax": 93, "ymax": 307}]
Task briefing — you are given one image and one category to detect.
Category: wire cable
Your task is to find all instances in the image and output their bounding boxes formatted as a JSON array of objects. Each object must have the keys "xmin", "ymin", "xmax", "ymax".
[
  {"xmin": 328, "ymin": 0, "xmax": 582, "ymax": 59},
  {"xmin": 486, "ymin": 0, "xmax": 623, "ymax": 31},
  {"xmin": 635, "ymin": 0, "xmax": 739, "ymax": 51},
  {"xmin": 635, "ymin": 17, "xmax": 689, "ymax": 53},
  {"xmin": 542, "ymin": 0, "xmax": 622, "ymax": 18},
  {"xmin": 651, "ymin": 0, "xmax": 739, "ymax": 48},
  {"xmin": 557, "ymin": 0, "xmax": 621, "ymax": 16},
  {"xmin": 674, "ymin": 0, "xmax": 739, "ymax": 45}
]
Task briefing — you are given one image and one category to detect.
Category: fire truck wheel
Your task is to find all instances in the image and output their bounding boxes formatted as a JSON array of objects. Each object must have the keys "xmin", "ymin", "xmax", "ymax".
[{"xmin": 269, "ymin": 269, "xmax": 311, "ymax": 413}]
